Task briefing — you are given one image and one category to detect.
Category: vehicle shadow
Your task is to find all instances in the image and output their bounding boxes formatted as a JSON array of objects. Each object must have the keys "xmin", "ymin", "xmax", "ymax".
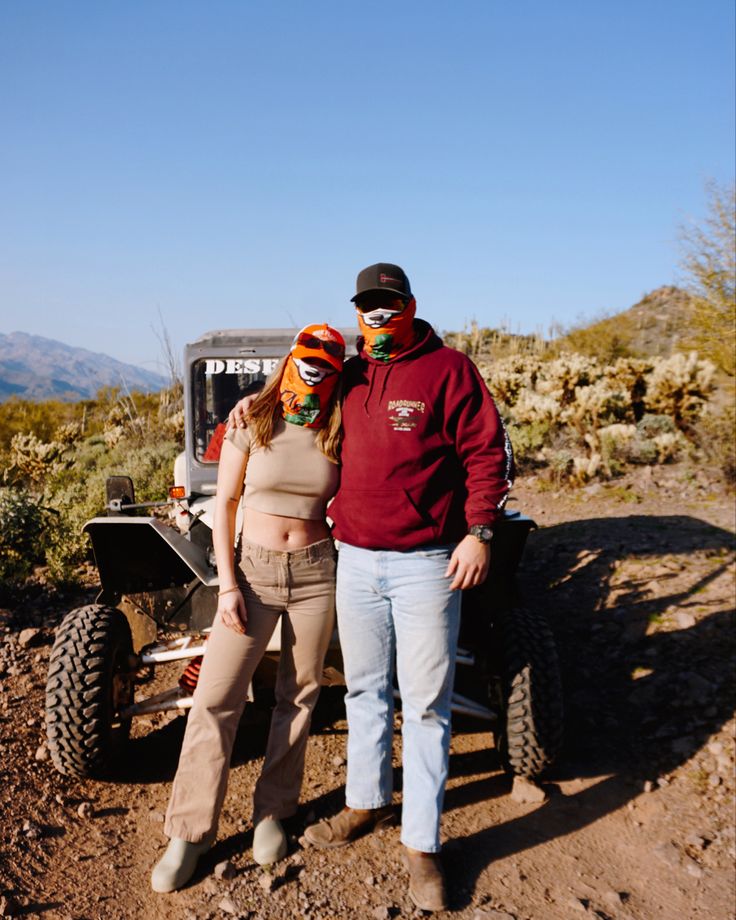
[
  {"xmin": 447, "ymin": 512, "xmax": 735, "ymax": 909},
  {"xmin": 116, "ymin": 698, "xmax": 274, "ymax": 784}
]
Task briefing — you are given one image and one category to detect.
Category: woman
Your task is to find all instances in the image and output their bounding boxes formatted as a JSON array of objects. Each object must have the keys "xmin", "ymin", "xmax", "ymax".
[{"xmin": 152, "ymin": 324, "xmax": 345, "ymax": 893}]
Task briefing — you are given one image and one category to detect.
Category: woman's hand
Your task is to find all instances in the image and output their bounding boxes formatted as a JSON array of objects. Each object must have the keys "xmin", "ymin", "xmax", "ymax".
[{"xmin": 218, "ymin": 588, "xmax": 247, "ymax": 635}]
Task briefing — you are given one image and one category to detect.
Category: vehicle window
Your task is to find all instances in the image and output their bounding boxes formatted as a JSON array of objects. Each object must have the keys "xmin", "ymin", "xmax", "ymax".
[{"xmin": 192, "ymin": 357, "xmax": 278, "ymax": 463}]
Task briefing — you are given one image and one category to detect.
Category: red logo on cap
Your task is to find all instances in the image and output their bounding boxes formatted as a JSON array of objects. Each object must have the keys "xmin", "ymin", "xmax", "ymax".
[{"xmin": 379, "ymin": 274, "xmax": 402, "ymax": 284}]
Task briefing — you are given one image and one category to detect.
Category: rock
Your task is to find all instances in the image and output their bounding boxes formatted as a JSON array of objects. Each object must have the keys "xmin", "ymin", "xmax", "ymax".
[
  {"xmin": 258, "ymin": 873, "xmax": 274, "ymax": 892},
  {"xmin": 35, "ymin": 743, "xmax": 49, "ymax": 762},
  {"xmin": 643, "ymin": 780, "xmax": 654, "ymax": 793},
  {"xmin": 675, "ymin": 612, "xmax": 696, "ymax": 629},
  {"xmin": 214, "ymin": 859, "xmax": 237, "ymax": 880},
  {"xmin": 683, "ymin": 858, "xmax": 703, "ymax": 879},
  {"xmin": 372, "ymin": 908, "xmax": 391, "ymax": 920},
  {"xmin": 602, "ymin": 890, "xmax": 625, "ymax": 907},
  {"xmin": 77, "ymin": 801, "xmax": 94, "ymax": 819},
  {"xmin": 708, "ymin": 774, "xmax": 721, "ymax": 788},
  {"xmin": 148, "ymin": 810, "xmax": 165, "ymax": 822},
  {"xmin": 18, "ymin": 628, "xmax": 41, "ymax": 648},
  {"xmin": 473, "ymin": 909, "xmax": 517, "ymax": 920},
  {"xmin": 653, "ymin": 841, "xmax": 680, "ymax": 868},
  {"xmin": 332, "ymin": 755, "xmax": 346, "ymax": 767},
  {"xmin": 217, "ymin": 896, "xmax": 239, "ymax": 915},
  {"xmin": 707, "ymin": 741, "xmax": 724, "ymax": 756},
  {"xmin": 22, "ymin": 818, "xmax": 43, "ymax": 839},
  {"xmin": 685, "ymin": 833, "xmax": 708, "ymax": 849},
  {"xmin": 510, "ymin": 776, "xmax": 548, "ymax": 804},
  {"xmin": 364, "ymin": 874, "xmax": 375, "ymax": 887},
  {"xmin": 567, "ymin": 897, "xmax": 590, "ymax": 912}
]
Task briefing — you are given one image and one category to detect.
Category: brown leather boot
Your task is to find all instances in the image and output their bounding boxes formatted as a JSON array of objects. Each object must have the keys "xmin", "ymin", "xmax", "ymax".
[
  {"xmin": 303, "ymin": 806, "xmax": 395, "ymax": 849},
  {"xmin": 402, "ymin": 846, "xmax": 448, "ymax": 912}
]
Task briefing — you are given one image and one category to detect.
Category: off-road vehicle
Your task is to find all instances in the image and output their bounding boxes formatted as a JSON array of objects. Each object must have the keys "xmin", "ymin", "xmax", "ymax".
[{"xmin": 44, "ymin": 329, "xmax": 563, "ymax": 782}]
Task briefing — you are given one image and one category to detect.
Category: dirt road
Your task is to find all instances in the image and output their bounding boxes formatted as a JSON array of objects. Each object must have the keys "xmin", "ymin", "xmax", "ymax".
[{"xmin": 1, "ymin": 469, "xmax": 734, "ymax": 920}]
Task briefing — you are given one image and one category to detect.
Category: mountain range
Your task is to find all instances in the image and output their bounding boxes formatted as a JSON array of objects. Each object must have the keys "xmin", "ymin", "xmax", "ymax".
[{"xmin": 0, "ymin": 332, "xmax": 167, "ymax": 402}]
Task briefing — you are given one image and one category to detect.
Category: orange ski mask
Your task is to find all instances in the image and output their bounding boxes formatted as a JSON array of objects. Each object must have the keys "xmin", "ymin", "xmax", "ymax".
[
  {"xmin": 356, "ymin": 296, "xmax": 416, "ymax": 363},
  {"xmin": 279, "ymin": 324, "xmax": 345, "ymax": 428}
]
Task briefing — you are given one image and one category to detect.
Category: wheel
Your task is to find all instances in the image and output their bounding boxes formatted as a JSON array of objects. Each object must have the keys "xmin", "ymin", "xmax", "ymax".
[
  {"xmin": 45, "ymin": 605, "xmax": 135, "ymax": 778},
  {"xmin": 493, "ymin": 606, "xmax": 563, "ymax": 779}
]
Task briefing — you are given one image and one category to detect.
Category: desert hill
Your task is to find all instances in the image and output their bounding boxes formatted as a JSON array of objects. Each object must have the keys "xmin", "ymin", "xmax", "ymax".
[
  {"xmin": 556, "ymin": 285, "xmax": 696, "ymax": 359},
  {"xmin": 0, "ymin": 332, "xmax": 167, "ymax": 402}
]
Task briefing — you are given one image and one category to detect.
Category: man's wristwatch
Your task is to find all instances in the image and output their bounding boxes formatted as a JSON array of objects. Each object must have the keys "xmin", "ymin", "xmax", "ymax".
[{"xmin": 469, "ymin": 524, "xmax": 493, "ymax": 544}]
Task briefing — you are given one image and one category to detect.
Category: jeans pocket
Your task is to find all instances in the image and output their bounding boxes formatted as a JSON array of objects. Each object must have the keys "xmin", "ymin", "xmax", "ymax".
[{"xmin": 412, "ymin": 542, "xmax": 456, "ymax": 559}]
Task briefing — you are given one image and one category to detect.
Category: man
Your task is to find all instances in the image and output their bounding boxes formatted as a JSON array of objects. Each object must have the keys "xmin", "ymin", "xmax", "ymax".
[
  {"xmin": 230, "ymin": 264, "xmax": 512, "ymax": 909},
  {"xmin": 301, "ymin": 263, "xmax": 514, "ymax": 911}
]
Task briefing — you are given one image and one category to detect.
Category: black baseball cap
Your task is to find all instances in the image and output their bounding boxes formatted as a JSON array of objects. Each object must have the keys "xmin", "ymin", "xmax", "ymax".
[{"xmin": 351, "ymin": 263, "xmax": 412, "ymax": 302}]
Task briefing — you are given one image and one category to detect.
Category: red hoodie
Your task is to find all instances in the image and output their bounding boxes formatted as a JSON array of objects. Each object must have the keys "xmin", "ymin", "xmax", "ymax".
[{"xmin": 329, "ymin": 320, "xmax": 514, "ymax": 551}]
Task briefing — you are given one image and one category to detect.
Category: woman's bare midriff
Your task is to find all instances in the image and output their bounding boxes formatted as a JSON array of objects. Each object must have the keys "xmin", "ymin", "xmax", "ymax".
[{"xmin": 242, "ymin": 507, "xmax": 331, "ymax": 551}]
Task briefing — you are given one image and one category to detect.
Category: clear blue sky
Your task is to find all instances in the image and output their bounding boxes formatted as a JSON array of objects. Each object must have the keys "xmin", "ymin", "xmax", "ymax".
[{"xmin": 1, "ymin": 1, "xmax": 734, "ymax": 374}]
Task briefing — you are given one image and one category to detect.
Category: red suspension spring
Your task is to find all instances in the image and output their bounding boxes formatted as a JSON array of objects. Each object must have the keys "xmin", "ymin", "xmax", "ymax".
[{"xmin": 179, "ymin": 655, "xmax": 204, "ymax": 694}]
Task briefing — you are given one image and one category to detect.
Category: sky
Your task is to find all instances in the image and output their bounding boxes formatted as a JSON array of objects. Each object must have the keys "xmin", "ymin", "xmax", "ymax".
[{"xmin": 1, "ymin": 1, "xmax": 734, "ymax": 374}]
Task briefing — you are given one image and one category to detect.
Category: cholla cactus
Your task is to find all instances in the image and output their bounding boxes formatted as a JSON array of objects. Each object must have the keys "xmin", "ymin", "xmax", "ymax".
[
  {"xmin": 7, "ymin": 433, "xmax": 71, "ymax": 488},
  {"xmin": 55, "ymin": 421, "xmax": 83, "ymax": 446},
  {"xmin": 478, "ymin": 355, "xmax": 539, "ymax": 406},
  {"xmin": 646, "ymin": 352, "xmax": 716, "ymax": 426},
  {"xmin": 572, "ymin": 452, "xmax": 602, "ymax": 483},
  {"xmin": 511, "ymin": 391, "xmax": 560, "ymax": 425},
  {"xmin": 653, "ymin": 431, "xmax": 687, "ymax": 463},
  {"xmin": 537, "ymin": 354, "xmax": 599, "ymax": 405},
  {"xmin": 477, "ymin": 347, "xmax": 715, "ymax": 480}
]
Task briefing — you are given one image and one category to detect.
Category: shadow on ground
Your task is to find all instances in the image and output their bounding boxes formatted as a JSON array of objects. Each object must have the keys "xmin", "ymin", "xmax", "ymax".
[
  {"xmin": 446, "ymin": 513, "xmax": 735, "ymax": 908},
  {"xmin": 111, "ymin": 512, "xmax": 734, "ymax": 911}
]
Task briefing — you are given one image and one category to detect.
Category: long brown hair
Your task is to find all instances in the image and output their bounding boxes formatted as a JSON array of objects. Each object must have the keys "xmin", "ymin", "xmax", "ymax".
[{"xmin": 246, "ymin": 357, "xmax": 343, "ymax": 464}]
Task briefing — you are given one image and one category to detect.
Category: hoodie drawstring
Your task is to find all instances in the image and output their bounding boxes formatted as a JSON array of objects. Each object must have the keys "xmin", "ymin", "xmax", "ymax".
[{"xmin": 362, "ymin": 363, "xmax": 395, "ymax": 415}]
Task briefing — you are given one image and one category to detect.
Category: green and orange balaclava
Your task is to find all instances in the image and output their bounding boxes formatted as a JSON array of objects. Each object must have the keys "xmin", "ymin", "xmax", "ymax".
[
  {"xmin": 351, "ymin": 262, "xmax": 416, "ymax": 362},
  {"xmin": 280, "ymin": 324, "xmax": 345, "ymax": 428}
]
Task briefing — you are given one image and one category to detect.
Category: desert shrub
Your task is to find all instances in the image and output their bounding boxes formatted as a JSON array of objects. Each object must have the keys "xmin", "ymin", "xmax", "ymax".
[
  {"xmin": 504, "ymin": 419, "xmax": 551, "ymax": 467},
  {"xmin": 0, "ymin": 487, "xmax": 47, "ymax": 582},
  {"xmin": 694, "ymin": 402, "xmax": 736, "ymax": 483},
  {"xmin": 679, "ymin": 182, "xmax": 735, "ymax": 375},
  {"xmin": 625, "ymin": 435, "xmax": 659, "ymax": 466},
  {"xmin": 636, "ymin": 413, "xmax": 676, "ymax": 438},
  {"xmin": 44, "ymin": 438, "xmax": 180, "ymax": 577}
]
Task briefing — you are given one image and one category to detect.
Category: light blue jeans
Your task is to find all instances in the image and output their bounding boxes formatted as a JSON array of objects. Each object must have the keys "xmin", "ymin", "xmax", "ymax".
[{"xmin": 336, "ymin": 541, "xmax": 461, "ymax": 853}]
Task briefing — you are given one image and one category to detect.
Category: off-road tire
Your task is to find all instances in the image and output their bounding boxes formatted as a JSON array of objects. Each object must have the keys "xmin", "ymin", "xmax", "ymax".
[
  {"xmin": 45, "ymin": 605, "xmax": 135, "ymax": 778},
  {"xmin": 494, "ymin": 606, "xmax": 563, "ymax": 779}
]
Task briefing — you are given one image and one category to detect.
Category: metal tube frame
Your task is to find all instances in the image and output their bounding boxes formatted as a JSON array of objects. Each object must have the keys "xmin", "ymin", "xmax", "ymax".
[{"xmin": 123, "ymin": 637, "xmax": 496, "ymax": 721}]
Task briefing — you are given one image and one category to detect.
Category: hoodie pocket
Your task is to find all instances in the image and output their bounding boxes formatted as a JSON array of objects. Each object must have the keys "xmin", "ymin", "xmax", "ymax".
[
  {"xmin": 328, "ymin": 488, "xmax": 433, "ymax": 549},
  {"xmin": 331, "ymin": 487, "xmax": 440, "ymax": 548}
]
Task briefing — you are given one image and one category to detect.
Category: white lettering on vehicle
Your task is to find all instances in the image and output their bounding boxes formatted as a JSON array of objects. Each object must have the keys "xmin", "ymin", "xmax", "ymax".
[{"xmin": 204, "ymin": 358, "xmax": 278, "ymax": 375}]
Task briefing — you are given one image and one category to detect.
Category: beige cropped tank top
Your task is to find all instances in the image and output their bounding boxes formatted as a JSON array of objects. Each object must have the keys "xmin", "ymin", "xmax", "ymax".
[{"xmin": 224, "ymin": 418, "xmax": 339, "ymax": 520}]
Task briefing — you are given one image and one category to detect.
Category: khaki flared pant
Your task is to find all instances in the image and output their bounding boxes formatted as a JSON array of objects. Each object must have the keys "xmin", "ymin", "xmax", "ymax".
[{"xmin": 164, "ymin": 537, "xmax": 336, "ymax": 843}]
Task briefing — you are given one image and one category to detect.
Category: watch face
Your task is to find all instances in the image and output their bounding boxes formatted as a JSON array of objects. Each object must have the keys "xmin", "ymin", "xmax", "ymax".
[{"xmin": 471, "ymin": 525, "xmax": 492, "ymax": 542}]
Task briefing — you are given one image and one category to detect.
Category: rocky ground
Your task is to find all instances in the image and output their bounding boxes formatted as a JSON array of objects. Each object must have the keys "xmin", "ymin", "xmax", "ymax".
[{"xmin": 0, "ymin": 465, "xmax": 734, "ymax": 920}]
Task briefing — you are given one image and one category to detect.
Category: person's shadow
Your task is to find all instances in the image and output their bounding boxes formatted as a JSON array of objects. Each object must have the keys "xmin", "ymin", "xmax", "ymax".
[{"xmin": 442, "ymin": 513, "xmax": 735, "ymax": 909}]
